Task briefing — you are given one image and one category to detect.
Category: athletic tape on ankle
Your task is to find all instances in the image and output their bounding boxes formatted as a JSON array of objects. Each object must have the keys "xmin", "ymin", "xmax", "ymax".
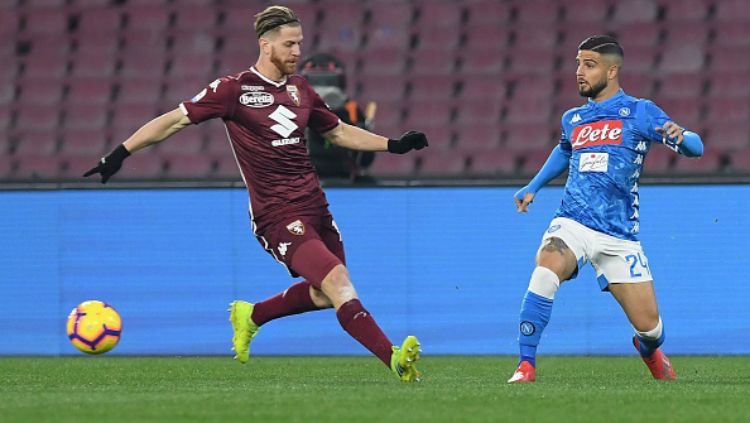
[
  {"xmin": 528, "ymin": 266, "xmax": 560, "ymax": 299},
  {"xmin": 635, "ymin": 317, "xmax": 663, "ymax": 341}
]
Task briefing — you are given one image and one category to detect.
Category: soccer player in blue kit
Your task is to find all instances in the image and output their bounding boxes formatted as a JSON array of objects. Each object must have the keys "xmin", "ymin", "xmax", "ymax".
[{"xmin": 507, "ymin": 36, "xmax": 704, "ymax": 383}]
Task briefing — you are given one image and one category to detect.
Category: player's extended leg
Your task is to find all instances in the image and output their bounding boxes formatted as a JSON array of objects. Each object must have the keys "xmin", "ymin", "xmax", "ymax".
[
  {"xmin": 509, "ymin": 237, "xmax": 577, "ymax": 383},
  {"xmin": 229, "ymin": 281, "xmax": 332, "ymax": 363},
  {"xmin": 608, "ymin": 282, "xmax": 676, "ymax": 380}
]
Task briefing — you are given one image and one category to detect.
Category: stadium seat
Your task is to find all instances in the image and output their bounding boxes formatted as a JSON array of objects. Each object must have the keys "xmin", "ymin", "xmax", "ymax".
[
  {"xmin": 173, "ymin": 9, "xmax": 218, "ymax": 32},
  {"xmin": 714, "ymin": 0, "xmax": 750, "ymax": 22},
  {"xmin": 707, "ymin": 73, "xmax": 750, "ymax": 99},
  {"xmin": 119, "ymin": 151, "xmax": 165, "ymax": 179},
  {"xmin": 407, "ymin": 75, "xmax": 457, "ymax": 101},
  {"xmin": 0, "ymin": 156, "xmax": 12, "ymax": 179},
  {"xmin": 518, "ymin": 149, "xmax": 557, "ymax": 176},
  {"xmin": 414, "ymin": 0, "xmax": 462, "ymax": 28},
  {"xmin": 63, "ymin": 105, "xmax": 108, "ymax": 131},
  {"xmin": 59, "ymin": 129, "xmax": 108, "ymax": 157},
  {"xmin": 727, "ymin": 148, "xmax": 750, "ymax": 172},
  {"xmin": 15, "ymin": 105, "xmax": 60, "ymax": 133},
  {"xmin": 705, "ymin": 126, "xmax": 750, "ymax": 151},
  {"xmin": 612, "ymin": 0, "xmax": 658, "ymax": 23},
  {"xmin": 69, "ymin": 52, "xmax": 117, "ymax": 79},
  {"xmin": 503, "ymin": 124, "xmax": 557, "ymax": 152},
  {"xmin": 454, "ymin": 99, "xmax": 503, "ymax": 125},
  {"xmin": 368, "ymin": 153, "xmax": 416, "ymax": 177},
  {"xmin": 560, "ymin": 0, "xmax": 610, "ymax": 23},
  {"xmin": 216, "ymin": 51, "xmax": 255, "ymax": 75},
  {"xmin": 111, "ymin": 104, "xmax": 160, "ymax": 138},
  {"xmin": 505, "ymin": 49, "xmax": 556, "ymax": 76},
  {"xmin": 658, "ymin": 98, "xmax": 702, "ymax": 124},
  {"xmin": 515, "ymin": 1, "xmax": 561, "ymax": 25},
  {"xmin": 459, "ymin": 52, "xmax": 505, "ymax": 76},
  {"xmin": 367, "ymin": 101, "xmax": 403, "ymax": 128},
  {"xmin": 469, "ymin": 149, "xmax": 517, "ymax": 176},
  {"xmin": 0, "ymin": 11, "xmax": 19, "ymax": 37},
  {"xmin": 359, "ymin": 48, "xmax": 408, "ymax": 77},
  {"xmin": 453, "ymin": 122, "xmax": 502, "ymax": 152},
  {"xmin": 508, "ymin": 29, "xmax": 558, "ymax": 51},
  {"xmin": 358, "ymin": 76, "xmax": 405, "ymax": 103},
  {"xmin": 503, "ymin": 98, "xmax": 553, "ymax": 125},
  {"xmin": 171, "ymin": 31, "xmax": 218, "ymax": 56},
  {"xmin": 17, "ymin": 79, "xmax": 64, "ymax": 106},
  {"xmin": 164, "ymin": 154, "xmax": 215, "ymax": 179},
  {"xmin": 663, "ymin": 0, "xmax": 709, "ymax": 22},
  {"xmin": 367, "ymin": 3, "xmax": 413, "ymax": 28},
  {"xmin": 0, "ymin": 105, "xmax": 11, "ymax": 132},
  {"xmin": 705, "ymin": 98, "xmax": 750, "ymax": 125},
  {"xmin": 116, "ymin": 79, "xmax": 163, "ymax": 106},
  {"xmin": 507, "ymin": 76, "xmax": 555, "ymax": 100},
  {"xmin": 14, "ymin": 155, "xmax": 61, "ymax": 179},
  {"xmin": 158, "ymin": 133, "xmax": 205, "ymax": 155},
  {"xmin": 168, "ymin": 53, "xmax": 216, "ymax": 81},
  {"xmin": 402, "ymin": 100, "xmax": 453, "ymax": 127},
  {"xmin": 23, "ymin": 10, "xmax": 69, "ymax": 35},
  {"xmin": 657, "ymin": 45, "xmax": 706, "ymax": 74},
  {"xmin": 414, "ymin": 26, "xmax": 461, "ymax": 51},
  {"xmin": 21, "ymin": 0, "xmax": 66, "ymax": 9},
  {"xmin": 212, "ymin": 155, "xmax": 241, "ymax": 179},
  {"xmin": 712, "ymin": 22, "xmax": 750, "ymax": 48},
  {"xmin": 465, "ymin": 0, "xmax": 510, "ymax": 26},
  {"xmin": 642, "ymin": 145, "xmax": 674, "ymax": 175},
  {"xmin": 619, "ymin": 74, "xmax": 655, "ymax": 98},
  {"xmin": 122, "ymin": 6, "xmax": 171, "ymax": 34},
  {"xmin": 75, "ymin": 8, "xmax": 123, "ymax": 34},
  {"xmin": 409, "ymin": 49, "xmax": 456, "ymax": 76},
  {"xmin": 362, "ymin": 25, "xmax": 410, "ymax": 51},
  {"xmin": 119, "ymin": 53, "xmax": 167, "ymax": 80},
  {"xmin": 458, "ymin": 76, "xmax": 507, "ymax": 101},
  {"xmin": 614, "ymin": 23, "xmax": 661, "ymax": 48},
  {"xmin": 13, "ymin": 131, "xmax": 58, "ymax": 156},
  {"xmin": 163, "ymin": 79, "xmax": 207, "ymax": 107},
  {"xmin": 121, "ymin": 32, "xmax": 169, "ymax": 57},
  {"xmin": 21, "ymin": 54, "xmax": 69, "ymax": 80},
  {"xmin": 708, "ymin": 47, "xmax": 750, "ymax": 73},
  {"xmin": 65, "ymin": 79, "xmax": 113, "ymax": 106},
  {"xmin": 672, "ymin": 150, "xmax": 722, "ymax": 173},
  {"xmin": 655, "ymin": 74, "xmax": 705, "ymax": 100},
  {"xmin": 559, "ymin": 23, "xmax": 611, "ymax": 51},
  {"xmin": 663, "ymin": 25, "xmax": 708, "ymax": 49},
  {"xmin": 463, "ymin": 24, "xmax": 508, "ymax": 53},
  {"xmin": 317, "ymin": 26, "xmax": 363, "ymax": 53},
  {"xmin": 417, "ymin": 150, "xmax": 466, "ymax": 177}
]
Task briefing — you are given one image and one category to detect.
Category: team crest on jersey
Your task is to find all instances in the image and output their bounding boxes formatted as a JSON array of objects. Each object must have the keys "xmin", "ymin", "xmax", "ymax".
[
  {"xmin": 239, "ymin": 91, "xmax": 274, "ymax": 108},
  {"xmin": 571, "ymin": 120, "xmax": 623, "ymax": 149},
  {"xmin": 619, "ymin": 107, "xmax": 631, "ymax": 117},
  {"xmin": 286, "ymin": 85, "xmax": 300, "ymax": 106},
  {"xmin": 286, "ymin": 219, "xmax": 305, "ymax": 236}
]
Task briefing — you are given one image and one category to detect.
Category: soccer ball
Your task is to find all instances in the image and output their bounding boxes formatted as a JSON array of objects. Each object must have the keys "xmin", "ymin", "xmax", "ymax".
[{"xmin": 66, "ymin": 300, "xmax": 122, "ymax": 354}]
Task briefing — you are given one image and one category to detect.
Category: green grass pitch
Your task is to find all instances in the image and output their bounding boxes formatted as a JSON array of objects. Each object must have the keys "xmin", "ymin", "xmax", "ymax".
[{"xmin": 2, "ymin": 356, "xmax": 749, "ymax": 422}]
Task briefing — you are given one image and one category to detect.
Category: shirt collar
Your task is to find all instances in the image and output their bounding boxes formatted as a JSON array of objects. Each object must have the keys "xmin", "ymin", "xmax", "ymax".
[
  {"xmin": 587, "ymin": 89, "xmax": 626, "ymax": 107},
  {"xmin": 250, "ymin": 66, "xmax": 287, "ymax": 88}
]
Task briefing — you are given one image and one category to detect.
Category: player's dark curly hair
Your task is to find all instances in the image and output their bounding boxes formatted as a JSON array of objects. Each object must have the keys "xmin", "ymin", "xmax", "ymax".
[{"xmin": 254, "ymin": 5, "xmax": 300, "ymax": 39}]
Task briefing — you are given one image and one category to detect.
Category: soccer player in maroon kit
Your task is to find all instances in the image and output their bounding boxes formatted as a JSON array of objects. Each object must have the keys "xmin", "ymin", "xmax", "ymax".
[{"xmin": 84, "ymin": 5, "xmax": 427, "ymax": 382}]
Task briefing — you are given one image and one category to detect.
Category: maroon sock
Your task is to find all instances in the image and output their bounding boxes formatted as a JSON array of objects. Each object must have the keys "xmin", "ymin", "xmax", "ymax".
[
  {"xmin": 250, "ymin": 281, "xmax": 322, "ymax": 326},
  {"xmin": 336, "ymin": 299, "xmax": 393, "ymax": 367}
]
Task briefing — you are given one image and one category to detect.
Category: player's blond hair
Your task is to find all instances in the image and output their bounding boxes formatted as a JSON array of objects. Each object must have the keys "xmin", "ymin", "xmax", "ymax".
[{"xmin": 254, "ymin": 5, "xmax": 300, "ymax": 39}]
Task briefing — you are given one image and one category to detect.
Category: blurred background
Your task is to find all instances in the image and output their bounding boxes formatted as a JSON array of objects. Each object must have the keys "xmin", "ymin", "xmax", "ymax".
[
  {"xmin": 1, "ymin": 0, "xmax": 749, "ymax": 182},
  {"xmin": 1, "ymin": 0, "xmax": 749, "ymax": 356}
]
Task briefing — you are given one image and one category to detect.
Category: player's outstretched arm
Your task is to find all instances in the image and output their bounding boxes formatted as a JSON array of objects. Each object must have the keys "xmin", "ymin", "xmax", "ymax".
[
  {"xmin": 655, "ymin": 121, "xmax": 704, "ymax": 158},
  {"xmin": 323, "ymin": 122, "xmax": 428, "ymax": 153},
  {"xmin": 83, "ymin": 108, "xmax": 192, "ymax": 183},
  {"xmin": 514, "ymin": 145, "xmax": 571, "ymax": 213}
]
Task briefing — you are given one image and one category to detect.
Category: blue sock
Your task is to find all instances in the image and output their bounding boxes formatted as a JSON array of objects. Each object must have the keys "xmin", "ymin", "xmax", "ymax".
[
  {"xmin": 518, "ymin": 291, "xmax": 553, "ymax": 368},
  {"xmin": 636, "ymin": 328, "xmax": 665, "ymax": 358}
]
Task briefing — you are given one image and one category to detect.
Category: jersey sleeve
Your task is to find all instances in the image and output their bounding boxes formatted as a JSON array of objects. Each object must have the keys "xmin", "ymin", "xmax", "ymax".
[
  {"xmin": 636, "ymin": 99, "xmax": 673, "ymax": 145},
  {"xmin": 306, "ymin": 85, "xmax": 341, "ymax": 135},
  {"xmin": 179, "ymin": 77, "xmax": 237, "ymax": 124},
  {"xmin": 558, "ymin": 113, "xmax": 572, "ymax": 152}
]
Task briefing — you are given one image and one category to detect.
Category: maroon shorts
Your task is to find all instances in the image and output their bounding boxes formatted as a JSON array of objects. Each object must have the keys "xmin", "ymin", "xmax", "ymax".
[{"xmin": 255, "ymin": 211, "xmax": 346, "ymax": 288}]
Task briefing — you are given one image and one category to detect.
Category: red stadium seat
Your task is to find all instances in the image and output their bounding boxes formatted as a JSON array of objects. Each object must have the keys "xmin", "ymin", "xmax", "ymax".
[
  {"xmin": 22, "ymin": 0, "xmax": 66, "ymax": 8},
  {"xmin": 359, "ymin": 49, "xmax": 408, "ymax": 77},
  {"xmin": 111, "ymin": 104, "xmax": 160, "ymax": 137},
  {"xmin": 76, "ymin": 8, "xmax": 123, "ymax": 34},
  {"xmin": 212, "ymin": 155, "xmax": 241, "ymax": 179},
  {"xmin": 409, "ymin": 49, "xmax": 456, "ymax": 76},
  {"xmin": 119, "ymin": 53, "xmax": 167, "ymax": 80},
  {"xmin": 708, "ymin": 47, "xmax": 750, "ymax": 73},
  {"xmin": 664, "ymin": 0, "xmax": 710, "ymax": 23},
  {"xmin": 317, "ymin": 26, "xmax": 363, "ymax": 52},
  {"xmin": 612, "ymin": 0, "xmax": 658, "ymax": 23},
  {"xmin": 619, "ymin": 74, "xmax": 656, "ymax": 98},
  {"xmin": 168, "ymin": 53, "xmax": 215, "ymax": 81},
  {"xmin": 23, "ymin": 10, "xmax": 69, "ymax": 35},
  {"xmin": 519, "ymin": 149, "xmax": 558, "ymax": 176},
  {"xmin": 712, "ymin": 23, "xmax": 750, "ymax": 48},
  {"xmin": 705, "ymin": 98, "xmax": 750, "ymax": 125},
  {"xmin": 116, "ymin": 79, "xmax": 163, "ymax": 106},
  {"xmin": 655, "ymin": 74, "xmax": 705, "ymax": 100},
  {"xmin": 171, "ymin": 31, "xmax": 217, "ymax": 56},
  {"xmin": 173, "ymin": 9, "xmax": 218, "ymax": 32},
  {"xmin": 363, "ymin": 25, "xmax": 409, "ymax": 51},
  {"xmin": 458, "ymin": 76, "xmax": 507, "ymax": 101},
  {"xmin": 368, "ymin": 153, "xmax": 416, "ymax": 177},
  {"xmin": 658, "ymin": 98, "xmax": 702, "ymax": 124},
  {"xmin": 15, "ymin": 105, "xmax": 60, "ymax": 132},
  {"xmin": 158, "ymin": 133, "xmax": 205, "ymax": 155},
  {"xmin": 0, "ymin": 155, "xmax": 12, "ymax": 179},
  {"xmin": 728, "ymin": 148, "xmax": 750, "ymax": 172},
  {"xmin": 414, "ymin": 0, "xmax": 462, "ymax": 28},
  {"xmin": 417, "ymin": 150, "xmax": 466, "ymax": 176},
  {"xmin": 453, "ymin": 122, "xmax": 502, "ymax": 152},
  {"xmin": 705, "ymin": 126, "xmax": 750, "ymax": 151},
  {"xmin": 503, "ymin": 98, "xmax": 553, "ymax": 125},
  {"xmin": 469, "ymin": 149, "xmax": 517, "ymax": 176},
  {"xmin": 459, "ymin": 52, "xmax": 505, "ymax": 76},
  {"xmin": 672, "ymin": 150, "xmax": 722, "ymax": 173},
  {"xmin": 122, "ymin": 6, "xmax": 171, "ymax": 34},
  {"xmin": 66, "ymin": 79, "xmax": 113, "ymax": 106},
  {"xmin": 454, "ymin": 100, "xmax": 503, "ymax": 125},
  {"xmin": 368, "ymin": 101, "xmax": 403, "ymax": 128},
  {"xmin": 503, "ymin": 124, "xmax": 557, "ymax": 152},
  {"xmin": 561, "ymin": 0, "xmax": 610, "ymax": 24},
  {"xmin": 614, "ymin": 23, "xmax": 661, "ymax": 48},
  {"xmin": 463, "ymin": 24, "xmax": 508, "ymax": 53},
  {"xmin": 414, "ymin": 26, "xmax": 461, "ymax": 51},
  {"xmin": 0, "ymin": 11, "xmax": 20, "ymax": 37},
  {"xmin": 63, "ymin": 105, "xmax": 108, "ymax": 131},
  {"xmin": 69, "ymin": 52, "xmax": 117, "ymax": 79},
  {"xmin": 163, "ymin": 79, "xmax": 206, "ymax": 107},
  {"xmin": 642, "ymin": 145, "xmax": 674, "ymax": 175},
  {"xmin": 358, "ymin": 76, "xmax": 405, "ymax": 103},
  {"xmin": 506, "ymin": 49, "xmax": 556, "ymax": 76},
  {"xmin": 17, "ymin": 79, "xmax": 64, "ymax": 106},
  {"xmin": 403, "ymin": 100, "xmax": 453, "ymax": 128},
  {"xmin": 508, "ymin": 76, "xmax": 555, "ymax": 100},
  {"xmin": 164, "ymin": 154, "xmax": 215, "ymax": 179},
  {"xmin": 508, "ymin": 29, "xmax": 558, "ymax": 51},
  {"xmin": 466, "ymin": 0, "xmax": 510, "ymax": 26},
  {"xmin": 368, "ymin": 3, "xmax": 412, "ymax": 28},
  {"xmin": 21, "ymin": 54, "xmax": 68, "ymax": 80},
  {"xmin": 73, "ymin": 36, "xmax": 119, "ymax": 57},
  {"xmin": 708, "ymin": 73, "xmax": 750, "ymax": 99},
  {"xmin": 407, "ymin": 75, "xmax": 457, "ymax": 101},
  {"xmin": 14, "ymin": 155, "xmax": 61, "ymax": 179},
  {"xmin": 59, "ymin": 129, "xmax": 108, "ymax": 157},
  {"xmin": 119, "ymin": 151, "xmax": 165, "ymax": 179},
  {"xmin": 559, "ymin": 23, "xmax": 611, "ymax": 52},
  {"xmin": 657, "ymin": 45, "xmax": 705, "ymax": 74},
  {"xmin": 714, "ymin": 0, "xmax": 750, "ymax": 22},
  {"xmin": 13, "ymin": 131, "xmax": 58, "ymax": 156},
  {"xmin": 663, "ymin": 25, "xmax": 708, "ymax": 49},
  {"xmin": 121, "ymin": 32, "xmax": 168, "ymax": 57},
  {"xmin": 515, "ymin": 1, "xmax": 561, "ymax": 25}
]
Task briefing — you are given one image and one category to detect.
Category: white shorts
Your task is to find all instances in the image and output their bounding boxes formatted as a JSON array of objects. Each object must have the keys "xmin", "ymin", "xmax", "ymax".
[{"xmin": 540, "ymin": 217, "xmax": 653, "ymax": 290}]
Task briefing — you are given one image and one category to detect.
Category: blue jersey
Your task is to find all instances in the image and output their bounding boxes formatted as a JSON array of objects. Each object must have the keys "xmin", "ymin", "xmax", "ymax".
[{"xmin": 555, "ymin": 90, "xmax": 674, "ymax": 241}]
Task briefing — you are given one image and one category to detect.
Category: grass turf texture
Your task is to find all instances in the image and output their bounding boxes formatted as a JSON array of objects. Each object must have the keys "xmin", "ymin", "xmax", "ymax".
[{"xmin": 1, "ymin": 356, "xmax": 749, "ymax": 422}]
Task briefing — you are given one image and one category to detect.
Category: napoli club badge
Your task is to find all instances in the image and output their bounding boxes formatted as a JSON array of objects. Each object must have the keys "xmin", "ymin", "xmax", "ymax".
[
  {"xmin": 286, "ymin": 219, "xmax": 305, "ymax": 236},
  {"xmin": 286, "ymin": 85, "xmax": 300, "ymax": 106}
]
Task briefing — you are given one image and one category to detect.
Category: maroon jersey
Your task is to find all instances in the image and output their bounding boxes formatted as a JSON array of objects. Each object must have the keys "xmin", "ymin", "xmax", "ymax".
[{"xmin": 180, "ymin": 67, "xmax": 341, "ymax": 229}]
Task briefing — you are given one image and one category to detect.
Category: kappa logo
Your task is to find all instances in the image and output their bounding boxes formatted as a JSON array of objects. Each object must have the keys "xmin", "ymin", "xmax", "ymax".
[
  {"xmin": 278, "ymin": 242, "xmax": 291, "ymax": 257},
  {"xmin": 239, "ymin": 91, "xmax": 274, "ymax": 108},
  {"xmin": 571, "ymin": 113, "xmax": 582, "ymax": 123},
  {"xmin": 286, "ymin": 220, "xmax": 305, "ymax": 236},
  {"xmin": 571, "ymin": 120, "xmax": 623, "ymax": 149}
]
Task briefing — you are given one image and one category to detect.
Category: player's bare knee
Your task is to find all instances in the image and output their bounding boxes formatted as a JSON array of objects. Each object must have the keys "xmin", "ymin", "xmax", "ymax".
[
  {"xmin": 308, "ymin": 285, "xmax": 333, "ymax": 308},
  {"xmin": 321, "ymin": 265, "xmax": 358, "ymax": 305},
  {"xmin": 632, "ymin": 313, "xmax": 661, "ymax": 333}
]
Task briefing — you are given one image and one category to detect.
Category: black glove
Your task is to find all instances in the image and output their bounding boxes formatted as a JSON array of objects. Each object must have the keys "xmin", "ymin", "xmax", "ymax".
[
  {"xmin": 387, "ymin": 131, "xmax": 429, "ymax": 154},
  {"xmin": 83, "ymin": 144, "xmax": 131, "ymax": 184}
]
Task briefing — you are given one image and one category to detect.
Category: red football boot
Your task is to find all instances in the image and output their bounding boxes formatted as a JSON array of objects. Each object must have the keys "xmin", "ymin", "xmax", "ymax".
[
  {"xmin": 507, "ymin": 360, "xmax": 536, "ymax": 383},
  {"xmin": 633, "ymin": 336, "xmax": 677, "ymax": 380}
]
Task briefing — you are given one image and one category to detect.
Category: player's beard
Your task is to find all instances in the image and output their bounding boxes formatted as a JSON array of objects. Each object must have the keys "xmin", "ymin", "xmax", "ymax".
[
  {"xmin": 578, "ymin": 76, "xmax": 608, "ymax": 98},
  {"xmin": 270, "ymin": 47, "xmax": 297, "ymax": 77}
]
